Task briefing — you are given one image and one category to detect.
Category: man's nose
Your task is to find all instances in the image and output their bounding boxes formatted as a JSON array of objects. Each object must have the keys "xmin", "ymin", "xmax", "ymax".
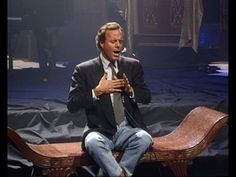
[{"xmin": 115, "ymin": 41, "xmax": 122, "ymax": 48}]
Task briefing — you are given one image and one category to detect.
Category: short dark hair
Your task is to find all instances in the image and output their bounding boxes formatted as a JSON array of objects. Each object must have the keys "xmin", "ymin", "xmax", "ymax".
[{"xmin": 95, "ymin": 22, "xmax": 124, "ymax": 50}]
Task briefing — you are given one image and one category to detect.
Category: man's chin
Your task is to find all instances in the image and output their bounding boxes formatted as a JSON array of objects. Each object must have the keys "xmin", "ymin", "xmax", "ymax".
[{"xmin": 111, "ymin": 57, "xmax": 120, "ymax": 61}]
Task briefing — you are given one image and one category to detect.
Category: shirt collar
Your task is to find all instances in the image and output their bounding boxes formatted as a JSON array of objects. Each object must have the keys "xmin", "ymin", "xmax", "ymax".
[{"xmin": 100, "ymin": 53, "xmax": 118, "ymax": 70}]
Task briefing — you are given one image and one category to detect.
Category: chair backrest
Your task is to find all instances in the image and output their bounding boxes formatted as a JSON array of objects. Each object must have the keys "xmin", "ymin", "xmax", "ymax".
[
  {"xmin": 8, "ymin": 127, "xmax": 33, "ymax": 154},
  {"xmin": 153, "ymin": 106, "xmax": 228, "ymax": 157}
]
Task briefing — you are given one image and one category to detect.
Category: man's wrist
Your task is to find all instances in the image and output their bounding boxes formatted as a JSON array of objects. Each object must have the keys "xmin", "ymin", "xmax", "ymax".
[
  {"xmin": 94, "ymin": 87, "xmax": 103, "ymax": 97},
  {"xmin": 126, "ymin": 86, "xmax": 134, "ymax": 97},
  {"xmin": 92, "ymin": 88, "xmax": 100, "ymax": 100}
]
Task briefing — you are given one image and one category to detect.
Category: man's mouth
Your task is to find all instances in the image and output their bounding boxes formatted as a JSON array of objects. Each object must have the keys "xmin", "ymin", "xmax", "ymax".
[{"xmin": 113, "ymin": 51, "xmax": 120, "ymax": 56}]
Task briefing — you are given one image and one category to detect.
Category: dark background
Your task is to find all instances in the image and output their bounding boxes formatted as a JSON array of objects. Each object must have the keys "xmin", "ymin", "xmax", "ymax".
[{"xmin": 6, "ymin": 0, "xmax": 229, "ymax": 177}]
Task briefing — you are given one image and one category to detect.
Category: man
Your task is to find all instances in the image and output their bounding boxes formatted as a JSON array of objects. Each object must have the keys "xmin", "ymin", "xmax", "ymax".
[{"xmin": 67, "ymin": 22, "xmax": 153, "ymax": 177}]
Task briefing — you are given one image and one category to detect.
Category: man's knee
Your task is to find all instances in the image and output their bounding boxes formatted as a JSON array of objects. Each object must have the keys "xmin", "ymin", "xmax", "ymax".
[
  {"xmin": 135, "ymin": 130, "xmax": 153, "ymax": 147},
  {"xmin": 84, "ymin": 132, "xmax": 104, "ymax": 150}
]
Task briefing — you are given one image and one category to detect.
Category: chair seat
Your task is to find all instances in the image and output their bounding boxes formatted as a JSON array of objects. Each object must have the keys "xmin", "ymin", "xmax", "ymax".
[{"xmin": 8, "ymin": 106, "xmax": 228, "ymax": 177}]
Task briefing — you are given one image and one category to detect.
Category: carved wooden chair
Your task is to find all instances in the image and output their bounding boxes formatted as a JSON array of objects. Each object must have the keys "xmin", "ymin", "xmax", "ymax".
[{"xmin": 7, "ymin": 106, "xmax": 228, "ymax": 177}]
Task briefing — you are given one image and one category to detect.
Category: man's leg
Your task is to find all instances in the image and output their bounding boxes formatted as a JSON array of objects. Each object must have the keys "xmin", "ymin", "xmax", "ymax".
[
  {"xmin": 114, "ymin": 124, "xmax": 153, "ymax": 177},
  {"xmin": 84, "ymin": 132, "xmax": 123, "ymax": 177}
]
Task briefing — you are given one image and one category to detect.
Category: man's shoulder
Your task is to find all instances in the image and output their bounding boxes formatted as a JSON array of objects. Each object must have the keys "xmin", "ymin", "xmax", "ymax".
[
  {"xmin": 120, "ymin": 56, "xmax": 140, "ymax": 66},
  {"xmin": 75, "ymin": 57, "xmax": 100, "ymax": 68},
  {"xmin": 120, "ymin": 55, "xmax": 139, "ymax": 63}
]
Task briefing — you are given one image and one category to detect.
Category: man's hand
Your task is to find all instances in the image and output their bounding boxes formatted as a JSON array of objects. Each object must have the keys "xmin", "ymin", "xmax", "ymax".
[
  {"xmin": 94, "ymin": 72, "xmax": 125, "ymax": 97},
  {"xmin": 123, "ymin": 74, "xmax": 133, "ymax": 96}
]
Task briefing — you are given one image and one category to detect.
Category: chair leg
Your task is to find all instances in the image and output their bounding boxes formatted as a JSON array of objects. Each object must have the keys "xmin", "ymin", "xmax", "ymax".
[
  {"xmin": 42, "ymin": 167, "xmax": 73, "ymax": 177},
  {"xmin": 163, "ymin": 160, "xmax": 191, "ymax": 177}
]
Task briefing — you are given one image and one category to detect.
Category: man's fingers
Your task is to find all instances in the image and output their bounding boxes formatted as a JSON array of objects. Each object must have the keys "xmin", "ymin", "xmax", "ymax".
[
  {"xmin": 102, "ymin": 72, "xmax": 108, "ymax": 80},
  {"xmin": 112, "ymin": 79, "xmax": 125, "ymax": 88},
  {"xmin": 111, "ymin": 88, "xmax": 123, "ymax": 92}
]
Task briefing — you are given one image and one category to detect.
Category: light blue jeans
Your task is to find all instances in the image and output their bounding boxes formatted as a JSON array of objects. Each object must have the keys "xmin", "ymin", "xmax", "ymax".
[{"xmin": 84, "ymin": 120, "xmax": 153, "ymax": 177}]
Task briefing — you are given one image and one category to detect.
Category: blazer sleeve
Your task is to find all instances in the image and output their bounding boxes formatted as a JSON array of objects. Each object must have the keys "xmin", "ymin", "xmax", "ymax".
[
  {"xmin": 67, "ymin": 65, "xmax": 96, "ymax": 113},
  {"xmin": 129, "ymin": 60, "xmax": 151, "ymax": 104}
]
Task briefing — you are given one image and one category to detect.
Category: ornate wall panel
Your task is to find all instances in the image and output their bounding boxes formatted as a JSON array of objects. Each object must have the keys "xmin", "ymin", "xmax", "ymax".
[
  {"xmin": 138, "ymin": 0, "xmax": 183, "ymax": 34},
  {"xmin": 135, "ymin": 0, "xmax": 184, "ymax": 47}
]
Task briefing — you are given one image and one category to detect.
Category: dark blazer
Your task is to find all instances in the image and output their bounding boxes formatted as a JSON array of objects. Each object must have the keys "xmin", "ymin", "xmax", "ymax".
[{"xmin": 67, "ymin": 56, "xmax": 151, "ymax": 147}]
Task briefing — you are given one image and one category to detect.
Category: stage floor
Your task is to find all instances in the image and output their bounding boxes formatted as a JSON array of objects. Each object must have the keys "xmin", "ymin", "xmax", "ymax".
[{"xmin": 8, "ymin": 60, "xmax": 228, "ymax": 111}]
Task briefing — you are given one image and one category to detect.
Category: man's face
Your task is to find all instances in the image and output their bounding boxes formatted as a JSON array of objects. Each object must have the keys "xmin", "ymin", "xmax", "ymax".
[{"xmin": 100, "ymin": 29, "xmax": 124, "ymax": 63}]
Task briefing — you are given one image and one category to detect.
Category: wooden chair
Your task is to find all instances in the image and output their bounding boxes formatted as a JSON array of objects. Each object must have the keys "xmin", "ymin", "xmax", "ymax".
[{"xmin": 7, "ymin": 106, "xmax": 228, "ymax": 177}]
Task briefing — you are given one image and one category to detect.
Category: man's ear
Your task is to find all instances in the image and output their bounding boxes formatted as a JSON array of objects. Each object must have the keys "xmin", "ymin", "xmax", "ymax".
[{"xmin": 100, "ymin": 42, "xmax": 104, "ymax": 49}]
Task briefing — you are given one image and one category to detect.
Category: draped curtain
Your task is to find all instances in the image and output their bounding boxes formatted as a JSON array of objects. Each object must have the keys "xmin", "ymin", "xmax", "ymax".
[
  {"xmin": 107, "ymin": 0, "xmax": 137, "ymax": 56},
  {"xmin": 179, "ymin": 0, "xmax": 203, "ymax": 53},
  {"xmin": 108, "ymin": 0, "xmax": 203, "ymax": 53}
]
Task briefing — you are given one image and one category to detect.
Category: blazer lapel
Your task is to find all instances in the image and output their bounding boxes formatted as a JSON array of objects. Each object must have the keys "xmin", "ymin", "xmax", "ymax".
[
  {"xmin": 117, "ymin": 57, "xmax": 125, "ymax": 75},
  {"xmin": 91, "ymin": 57, "xmax": 104, "ymax": 86},
  {"xmin": 94, "ymin": 57, "xmax": 117, "ymax": 127}
]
